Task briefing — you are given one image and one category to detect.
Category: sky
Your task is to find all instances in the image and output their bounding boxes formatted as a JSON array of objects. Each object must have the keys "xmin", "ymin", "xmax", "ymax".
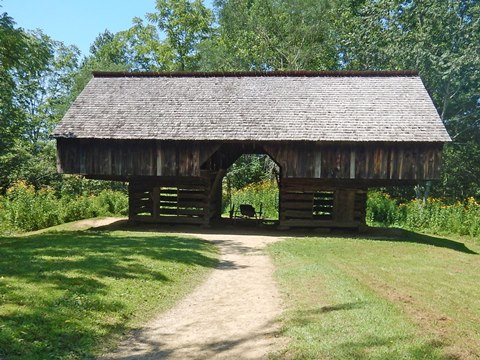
[{"xmin": 1, "ymin": 0, "xmax": 158, "ymax": 56}]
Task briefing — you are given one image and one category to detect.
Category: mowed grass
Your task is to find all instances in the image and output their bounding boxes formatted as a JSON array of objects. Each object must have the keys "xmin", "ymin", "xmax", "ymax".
[
  {"xmin": 0, "ymin": 224, "xmax": 218, "ymax": 359},
  {"xmin": 268, "ymin": 229, "xmax": 480, "ymax": 359}
]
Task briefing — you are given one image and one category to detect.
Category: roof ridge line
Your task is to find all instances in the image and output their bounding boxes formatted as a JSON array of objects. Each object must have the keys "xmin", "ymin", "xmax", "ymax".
[{"xmin": 92, "ymin": 70, "xmax": 419, "ymax": 78}]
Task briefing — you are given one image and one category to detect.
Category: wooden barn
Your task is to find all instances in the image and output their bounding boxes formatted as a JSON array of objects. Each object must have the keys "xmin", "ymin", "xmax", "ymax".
[{"xmin": 53, "ymin": 71, "xmax": 451, "ymax": 229}]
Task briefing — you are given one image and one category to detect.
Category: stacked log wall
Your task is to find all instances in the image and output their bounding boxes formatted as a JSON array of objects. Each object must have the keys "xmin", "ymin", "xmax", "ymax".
[
  {"xmin": 128, "ymin": 175, "xmax": 222, "ymax": 225},
  {"xmin": 279, "ymin": 178, "xmax": 367, "ymax": 228}
]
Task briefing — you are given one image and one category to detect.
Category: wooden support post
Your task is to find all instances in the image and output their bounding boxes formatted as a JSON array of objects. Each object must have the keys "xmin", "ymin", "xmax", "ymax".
[
  {"xmin": 152, "ymin": 187, "xmax": 160, "ymax": 220},
  {"xmin": 333, "ymin": 189, "xmax": 356, "ymax": 223},
  {"xmin": 128, "ymin": 183, "xmax": 135, "ymax": 221},
  {"xmin": 208, "ymin": 169, "xmax": 226, "ymax": 222}
]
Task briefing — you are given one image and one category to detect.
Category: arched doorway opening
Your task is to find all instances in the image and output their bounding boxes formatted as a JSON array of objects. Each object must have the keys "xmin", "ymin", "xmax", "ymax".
[
  {"xmin": 222, "ymin": 154, "xmax": 280, "ymax": 223},
  {"xmin": 200, "ymin": 143, "xmax": 281, "ymax": 225}
]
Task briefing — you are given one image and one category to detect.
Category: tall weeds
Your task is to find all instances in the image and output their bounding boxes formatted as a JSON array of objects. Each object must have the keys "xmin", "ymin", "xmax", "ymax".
[
  {"xmin": 0, "ymin": 181, "xmax": 127, "ymax": 234},
  {"xmin": 367, "ymin": 191, "xmax": 480, "ymax": 238},
  {"xmin": 223, "ymin": 180, "xmax": 279, "ymax": 219}
]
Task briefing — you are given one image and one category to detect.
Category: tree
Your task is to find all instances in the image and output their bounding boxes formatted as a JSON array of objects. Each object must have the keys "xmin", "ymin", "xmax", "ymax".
[
  {"xmin": 336, "ymin": 0, "xmax": 480, "ymax": 200},
  {"xmin": 200, "ymin": 0, "xmax": 339, "ymax": 71},
  {"xmin": 225, "ymin": 154, "xmax": 278, "ymax": 190},
  {"xmin": 0, "ymin": 12, "xmax": 50, "ymax": 155},
  {"xmin": 15, "ymin": 32, "xmax": 80, "ymax": 146},
  {"xmin": 147, "ymin": 0, "xmax": 213, "ymax": 70},
  {"xmin": 0, "ymin": 9, "xmax": 82, "ymax": 191}
]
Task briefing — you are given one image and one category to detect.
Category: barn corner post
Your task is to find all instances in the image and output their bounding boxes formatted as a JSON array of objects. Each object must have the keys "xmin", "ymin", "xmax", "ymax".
[{"xmin": 53, "ymin": 71, "xmax": 450, "ymax": 229}]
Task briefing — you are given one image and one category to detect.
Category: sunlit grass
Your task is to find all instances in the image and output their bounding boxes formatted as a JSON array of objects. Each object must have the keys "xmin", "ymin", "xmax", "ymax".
[
  {"xmin": 0, "ymin": 224, "xmax": 218, "ymax": 359},
  {"xmin": 268, "ymin": 229, "xmax": 480, "ymax": 359}
]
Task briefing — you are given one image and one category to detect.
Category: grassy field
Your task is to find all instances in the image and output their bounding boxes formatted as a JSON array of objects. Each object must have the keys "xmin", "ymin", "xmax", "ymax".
[
  {"xmin": 268, "ymin": 229, "xmax": 480, "ymax": 359},
  {"xmin": 0, "ymin": 222, "xmax": 218, "ymax": 359}
]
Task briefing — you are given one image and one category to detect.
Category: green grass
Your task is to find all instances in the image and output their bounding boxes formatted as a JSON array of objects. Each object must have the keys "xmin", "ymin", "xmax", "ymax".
[
  {"xmin": 268, "ymin": 229, "xmax": 480, "ymax": 359},
  {"xmin": 223, "ymin": 180, "xmax": 279, "ymax": 219},
  {"xmin": 0, "ymin": 224, "xmax": 218, "ymax": 359}
]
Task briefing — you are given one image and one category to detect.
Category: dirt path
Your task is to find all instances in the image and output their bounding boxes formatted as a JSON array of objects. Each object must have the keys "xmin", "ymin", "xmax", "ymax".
[{"xmin": 105, "ymin": 232, "xmax": 286, "ymax": 360}]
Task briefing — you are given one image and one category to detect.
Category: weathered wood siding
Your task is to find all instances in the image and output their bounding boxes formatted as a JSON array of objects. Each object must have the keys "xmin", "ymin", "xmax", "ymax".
[
  {"xmin": 264, "ymin": 143, "xmax": 443, "ymax": 180},
  {"xmin": 57, "ymin": 139, "xmax": 218, "ymax": 178},
  {"xmin": 58, "ymin": 139, "xmax": 443, "ymax": 181}
]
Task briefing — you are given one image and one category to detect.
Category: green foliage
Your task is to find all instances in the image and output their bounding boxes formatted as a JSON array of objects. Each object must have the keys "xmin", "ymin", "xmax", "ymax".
[
  {"xmin": 0, "ymin": 181, "xmax": 61, "ymax": 232},
  {"xmin": 0, "ymin": 229, "xmax": 217, "ymax": 359},
  {"xmin": 367, "ymin": 191, "xmax": 480, "ymax": 238},
  {"xmin": 0, "ymin": 181, "xmax": 128, "ymax": 234},
  {"xmin": 366, "ymin": 191, "xmax": 405, "ymax": 226},
  {"xmin": 204, "ymin": 0, "xmax": 338, "ymax": 71},
  {"xmin": 0, "ymin": 12, "xmax": 51, "ymax": 155},
  {"xmin": 336, "ymin": 0, "xmax": 480, "ymax": 200},
  {"xmin": 225, "ymin": 154, "xmax": 278, "ymax": 190},
  {"xmin": 0, "ymin": 12, "xmax": 81, "ymax": 193},
  {"xmin": 224, "ymin": 180, "xmax": 279, "ymax": 219},
  {"xmin": 147, "ymin": 0, "xmax": 213, "ymax": 70}
]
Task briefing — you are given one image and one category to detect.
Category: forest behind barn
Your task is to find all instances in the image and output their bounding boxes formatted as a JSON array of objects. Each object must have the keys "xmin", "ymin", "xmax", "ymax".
[{"xmin": 1, "ymin": 0, "xmax": 479, "ymax": 234}]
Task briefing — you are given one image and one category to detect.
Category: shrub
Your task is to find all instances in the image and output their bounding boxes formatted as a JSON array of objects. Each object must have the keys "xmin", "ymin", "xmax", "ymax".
[
  {"xmin": 1, "ymin": 181, "xmax": 62, "ymax": 232},
  {"xmin": 367, "ymin": 191, "xmax": 480, "ymax": 239},
  {"xmin": 94, "ymin": 189, "xmax": 129, "ymax": 216},
  {"xmin": 366, "ymin": 191, "xmax": 404, "ymax": 226},
  {"xmin": 0, "ymin": 181, "xmax": 128, "ymax": 234}
]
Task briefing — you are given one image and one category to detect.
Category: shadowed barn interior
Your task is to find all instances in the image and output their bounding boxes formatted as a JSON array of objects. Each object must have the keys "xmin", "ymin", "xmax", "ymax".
[{"xmin": 53, "ymin": 71, "xmax": 450, "ymax": 229}]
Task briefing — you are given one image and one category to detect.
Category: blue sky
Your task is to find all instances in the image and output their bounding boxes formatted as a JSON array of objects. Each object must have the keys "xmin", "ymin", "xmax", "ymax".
[{"xmin": 1, "ymin": 0, "xmax": 159, "ymax": 56}]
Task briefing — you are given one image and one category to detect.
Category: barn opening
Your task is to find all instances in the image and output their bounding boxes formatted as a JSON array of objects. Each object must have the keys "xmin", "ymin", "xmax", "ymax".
[{"xmin": 222, "ymin": 154, "xmax": 280, "ymax": 223}]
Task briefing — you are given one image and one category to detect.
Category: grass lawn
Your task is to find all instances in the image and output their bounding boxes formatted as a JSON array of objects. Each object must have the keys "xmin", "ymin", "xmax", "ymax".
[
  {"xmin": 0, "ymin": 222, "xmax": 218, "ymax": 359},
  {"xmin": 268, "ymin": 229, "xmax": 480, "ymax": 359}
]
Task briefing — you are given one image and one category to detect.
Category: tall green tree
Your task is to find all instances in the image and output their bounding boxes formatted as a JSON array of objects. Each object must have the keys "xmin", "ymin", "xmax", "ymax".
[
  {"xmin": 0, "ymin": 12, "xmax": 50, "ymax": 154},
  {"xmin": 200, "ymin": 0, "xmax": 339, "ymax": 71},
  {"xmin": 0, "ymin": 9, "xmax": 81, "ymax": 191},
  {"xmin": 146, "ymin": 0, "xmax": 213, "ymax": 70},
  {"xmin": 337, "ymin": 0, "xmax": 480, "ymax": 199}
]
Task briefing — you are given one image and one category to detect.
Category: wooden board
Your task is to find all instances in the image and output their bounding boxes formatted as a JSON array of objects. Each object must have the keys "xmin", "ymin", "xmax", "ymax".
[{"xmin": 58, "ymin": 139, "xmax": 444, "ymax": 182}]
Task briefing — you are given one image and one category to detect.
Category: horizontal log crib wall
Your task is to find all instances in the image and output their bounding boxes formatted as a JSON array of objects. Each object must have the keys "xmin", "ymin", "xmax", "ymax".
[
  {"xmin": 129, "ymin": 178, "xmax": 213, "ymax": 225},
  {"xmin": 280, "ymin": 179, "xmax": 367, "ymax": 228}
]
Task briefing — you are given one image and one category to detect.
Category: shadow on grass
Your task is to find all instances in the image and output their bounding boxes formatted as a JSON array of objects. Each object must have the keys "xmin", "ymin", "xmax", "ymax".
[
  {"xmin": 0, "ymin": 230, "xmax": 217, "ymax": 359},
  {"xmin": 282, "ymin": 305, "xmax": 446, "ymax": 359},
  {"xmin": 286, "ymin": 302, "xmax": 366, "ymax": 328},
  {"xmin": 99, "ymin": 219, "xmax": 478, "ymax": 255},
  {"xmin": 108, "ymin": 318, "xmax": 282, "ymax": 359},
  {"xmin": 332, "ymin": 335, "xmax": 445, "ymax": 359},
  {"xmin": 361, "ymin": 227, "xmax": 478, "ymax": 255}
]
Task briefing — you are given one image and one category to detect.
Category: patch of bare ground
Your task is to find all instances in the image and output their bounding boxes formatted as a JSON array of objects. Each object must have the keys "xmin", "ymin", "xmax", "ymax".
[
  {"xmin": 103, "ymin": 232, "xmax": 287, "ymax": 360},
  {"xmin": 68, "ymin": 217, "xmax": 126, "ymax": 230},
  {"xmin": 23, "ymin": 217, "xmax": 126, "ymax": 235}
]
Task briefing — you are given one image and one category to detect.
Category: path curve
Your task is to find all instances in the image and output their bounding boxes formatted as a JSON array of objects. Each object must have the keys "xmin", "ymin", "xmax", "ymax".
[{"xmin": 105, "ymin": 232, "xmax": 286, "ymax": 360}]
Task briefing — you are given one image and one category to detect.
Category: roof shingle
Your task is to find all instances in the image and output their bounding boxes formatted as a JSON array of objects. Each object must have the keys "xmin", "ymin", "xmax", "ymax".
[{"xmin": 53, "ymin": 72, "xmax": 451, "ymax": 142}]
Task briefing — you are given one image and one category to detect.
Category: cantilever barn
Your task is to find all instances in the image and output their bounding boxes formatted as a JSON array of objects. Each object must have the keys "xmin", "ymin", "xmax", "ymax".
[{"xmin": 53, "ymin": 71, "xmax": 451, "ymax": 229}]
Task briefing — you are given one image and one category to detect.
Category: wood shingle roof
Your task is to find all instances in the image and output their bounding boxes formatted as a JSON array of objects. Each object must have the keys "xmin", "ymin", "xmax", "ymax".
[{"xmin": 53, "ymin": 71, "xmax": 451, "ymax": 142}]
